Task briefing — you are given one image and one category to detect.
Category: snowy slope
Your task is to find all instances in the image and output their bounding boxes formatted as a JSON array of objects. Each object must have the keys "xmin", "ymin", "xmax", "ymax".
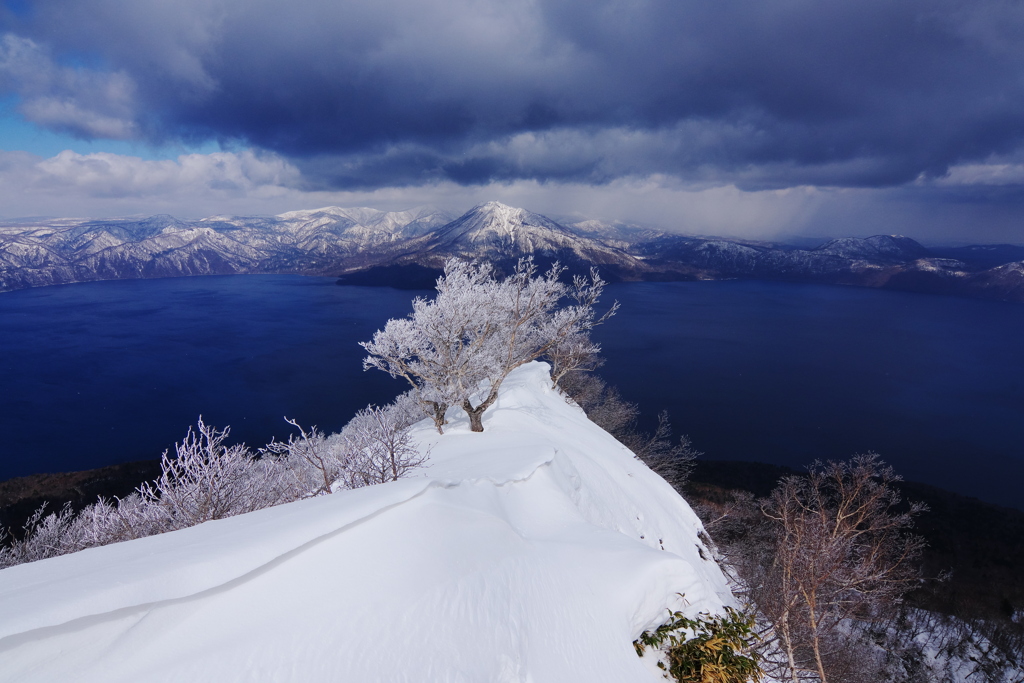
[{"xmin": 0, "ymin": 363, "xmax": 732, "ymax": 683}]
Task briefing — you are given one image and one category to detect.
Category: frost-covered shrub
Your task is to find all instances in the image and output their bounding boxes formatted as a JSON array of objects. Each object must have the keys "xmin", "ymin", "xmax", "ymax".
[
  {"xmin": 383, "ymin": 389, "xmax": 432, "ymax": 431},
  {"xmin": 559, "ymin": 372, "xmax": 638, "ymax": 435},
  {"xmin": 623, "ymin": 411, "xmax": 699, "ymax": 491},
  {"xmin": 84, "ymin": 492, "xmax": 170, "ymax": 543},
  {"xmin": 263, "ymin": 392, "xmax": 428, "ymax": 496},
  {"xmin": 0, "ymin": 492, "xmax": 179, "ymax": 569},
  {"xmin": 0, "ymin": 503, "xmax": 77, "ymax": 566},
  {"xmin": 262, "ymin": 420, "xmax": 351, "ymax": 498},
  {"xmin": 560, "ymin": 373, "xmax": 698, "ymax": 490},
  {"xmin": 1, "ymin": 398, "xmax": 430, "ymax": 569},
  {"xmin": 138, "ymin": 418, "xmax": 287, "ymax": 530},
  {"xmin": 338, "ymin": 402, "xmax": 427, "ymax": 488},
  {"xmin": 867, "ymin": 607, "xmax": 1024, "ymax": 683}
]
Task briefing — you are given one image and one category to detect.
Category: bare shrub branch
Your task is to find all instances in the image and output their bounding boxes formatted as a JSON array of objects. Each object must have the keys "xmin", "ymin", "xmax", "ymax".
[{"xmin": 713, "ymin": 454, "xmax": 927, "ymax": 683}]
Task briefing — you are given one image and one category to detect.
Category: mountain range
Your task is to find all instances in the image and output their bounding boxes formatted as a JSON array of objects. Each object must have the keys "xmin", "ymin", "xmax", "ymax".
[{"xmin": 2, "ymin": 201, "xmax": 1023, "ymax": 302}]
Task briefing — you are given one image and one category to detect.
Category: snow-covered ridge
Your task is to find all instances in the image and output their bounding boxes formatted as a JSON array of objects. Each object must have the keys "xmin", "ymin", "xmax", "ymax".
[
  {"xmin": 4, "ymin": 201, "xmax": 1024, "ymax": 303},
  {"xmin": 0, "ymin": 363, "xmax": 731, "ymax": 682},
  {"xmin": 0, "ymin": 205, "xmax": 457, "ymax": 292}
]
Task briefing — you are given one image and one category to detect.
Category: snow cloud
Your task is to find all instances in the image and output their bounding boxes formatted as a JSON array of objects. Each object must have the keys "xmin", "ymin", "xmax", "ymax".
[
  {"xmin": 3, "ymin": 0, "xmax": 1024, "ymax": 240},
  {"xmin": 7, "ymin": 147, "xmax": 1020, "ymax": 245}
]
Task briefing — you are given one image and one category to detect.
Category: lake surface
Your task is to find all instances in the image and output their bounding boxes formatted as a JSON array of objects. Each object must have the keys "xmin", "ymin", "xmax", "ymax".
[
  {"xmin": 594, "ymin": 282, "xmax": 1024, "ymax": 510},
  {"xmin": 1, "ymin": 275, "xmax": 1021, "ymax": 510}
]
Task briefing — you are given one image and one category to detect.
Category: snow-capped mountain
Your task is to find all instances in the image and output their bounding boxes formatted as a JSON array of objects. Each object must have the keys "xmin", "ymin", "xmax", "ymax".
[
  {"xmin": 1, "ymin": 202, "xmax": 1023, "ymax": 302},
  {"xmin": 389, "ymin": 201, "xmax": 648, "ymax": 274},
  {"xmin": 0, "ymin": 362, "xmax": 732, "ymax": 682},
  {"xmin": 431, "ymin": 201, "xmax": 581, "ymax": 253}
]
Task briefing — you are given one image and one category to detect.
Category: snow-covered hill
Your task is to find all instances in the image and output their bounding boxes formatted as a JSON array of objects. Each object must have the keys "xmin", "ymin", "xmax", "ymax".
[
  {"xmin": 0, "ymin": 363, "xmax": 732, "ymax": 682},
  {"xmin": 5, "ymin": 201, "xmax": 1021, "ymax": 302},
  {"xmin": 0, "ymin": 206, "xmax": 455, "ymax": 291}
]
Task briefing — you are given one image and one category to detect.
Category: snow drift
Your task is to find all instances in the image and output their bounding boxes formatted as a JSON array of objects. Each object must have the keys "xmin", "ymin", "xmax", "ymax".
[{"xmin": 0, "ymin": 363, "xmax": 732, "ymax": 682}]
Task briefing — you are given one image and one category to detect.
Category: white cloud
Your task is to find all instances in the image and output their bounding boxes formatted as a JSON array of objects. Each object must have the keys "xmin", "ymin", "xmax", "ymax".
[
  {"xmin": 937, "ymin": 162, "xmax": 1024, "ymax": 186},
  {"xmin": 19, "ymin": 97, "xmax": 136, "ymax": 140},
  {"xmin": 0, "ymin": 149, "xmax": 302, "ymax": 216},
  {"xmin": 0, "ymin": 33, "xmax": 139, "ymax": 139}
]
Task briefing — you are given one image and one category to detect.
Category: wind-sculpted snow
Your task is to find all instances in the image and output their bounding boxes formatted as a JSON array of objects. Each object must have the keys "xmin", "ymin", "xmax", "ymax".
[
  {"xmin": 0, "ymin": 479, "xmax": 434, "ymax": 641},
  {"xmin": 0, "ymin": 363, "xmax": 731, "ymax": 682}
]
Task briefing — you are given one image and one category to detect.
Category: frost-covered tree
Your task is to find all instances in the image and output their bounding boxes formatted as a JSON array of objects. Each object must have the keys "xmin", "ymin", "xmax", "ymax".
[
  {"xmin": 543, "ymin": 273, "xmax": 617, "ymax": 389},
  {"xmin": 361, "ymin": 257, "xmax": 616, "ymax": 433},
  {"xmin": 361, "ymin": 260, "xmax": 500, "ymax": 432},
  {"xmin": 545, "ymin": 330, "xmax": 604, "ymax": 389}
]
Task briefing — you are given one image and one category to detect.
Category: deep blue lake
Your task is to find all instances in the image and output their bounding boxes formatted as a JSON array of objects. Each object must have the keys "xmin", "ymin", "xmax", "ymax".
[{"xmin": 1, "ymin": 275, "xmax": 1021, "ymax": 510}]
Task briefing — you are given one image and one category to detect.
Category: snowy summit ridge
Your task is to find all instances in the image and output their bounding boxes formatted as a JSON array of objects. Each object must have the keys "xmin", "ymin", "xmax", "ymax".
[
  {"xmin": 441, "ymin": 201, "xmax": 563, "ymax": 246},
  {"xmin": 0, "ymin": 362, "xmax": 731, "ymax": 683},
  {"xmin": 416, "ymin": 200, "xmax": 644, "ymax": 268}
]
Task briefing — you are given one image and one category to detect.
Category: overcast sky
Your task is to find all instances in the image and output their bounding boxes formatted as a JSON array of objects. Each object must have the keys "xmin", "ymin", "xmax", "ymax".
[{"xmin": 3, "ymin": 0, "xmax": 1024, "ymax": 243}]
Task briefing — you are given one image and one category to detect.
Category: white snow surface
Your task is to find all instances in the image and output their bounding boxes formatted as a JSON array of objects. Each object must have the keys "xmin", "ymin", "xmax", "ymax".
[{"xmin": 0, "ymin": 363, "xmax": 732, "ymax": 682}]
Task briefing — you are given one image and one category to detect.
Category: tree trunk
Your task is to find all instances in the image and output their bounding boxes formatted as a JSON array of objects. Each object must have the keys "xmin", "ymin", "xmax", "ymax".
[
  {"xmin": 465, "ymin": 405, "xmax": 485, "ymax": 432},
  {"xmin": 808, "ymin": 598, "xmax": 829, "ymax": 683},
  {"xmin": 779, "ymin": 614, "xmax": 801, "ymax": 683},
  {"xmin": 462, "ymin": 383, "xmax": 501, "ymax": 432},
  {"xmin": 425, "ymin": 400, "xmax": 447, "ymax": 434}
]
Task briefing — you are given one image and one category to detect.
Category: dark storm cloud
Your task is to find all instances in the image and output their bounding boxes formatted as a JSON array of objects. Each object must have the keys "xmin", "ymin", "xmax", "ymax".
[{"xmin": 5, "ymin": 0, "xmax": 1024, "ymax": 190}]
